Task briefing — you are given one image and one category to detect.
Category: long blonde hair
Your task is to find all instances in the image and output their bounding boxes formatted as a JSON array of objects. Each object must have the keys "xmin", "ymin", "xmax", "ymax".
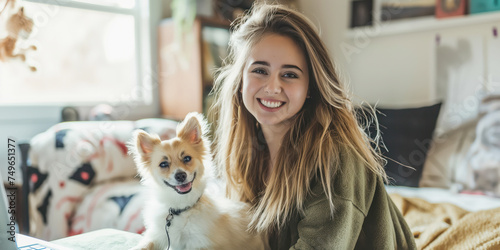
[{"xmin": 211, "ymin": 3, "xmax": 387, "ymax": 233}]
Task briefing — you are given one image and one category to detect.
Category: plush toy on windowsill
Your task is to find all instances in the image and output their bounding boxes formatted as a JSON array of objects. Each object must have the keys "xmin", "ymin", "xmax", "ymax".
[{"xmin": 0, "ymin": 1, "xmax": 37, "ymax": 72}]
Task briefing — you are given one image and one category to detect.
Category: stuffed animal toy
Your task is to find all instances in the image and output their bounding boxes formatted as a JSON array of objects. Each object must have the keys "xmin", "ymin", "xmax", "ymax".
[
  {"xmin": 466, "ymin": 109, "xmax": 500, "ymax": 197},
  {"xmin": 0, "ymin": 5, "xmax": 37, "ymax": 71}
]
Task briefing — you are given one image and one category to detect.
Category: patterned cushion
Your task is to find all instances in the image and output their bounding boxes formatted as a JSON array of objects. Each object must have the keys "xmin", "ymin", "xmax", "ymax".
[
  {"xmin": 27, "ymin": 118, "xmax": 178, "ymax": 240},
  {"xmin": 70, "ymin": 180, "xmax": 146, "ymax": 236}
]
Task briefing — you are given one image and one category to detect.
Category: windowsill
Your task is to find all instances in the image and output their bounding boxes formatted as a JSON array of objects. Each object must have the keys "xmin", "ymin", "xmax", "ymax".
[{"xmin": 0, "ymin": 101, "xmax": 160, "ymax": 123}]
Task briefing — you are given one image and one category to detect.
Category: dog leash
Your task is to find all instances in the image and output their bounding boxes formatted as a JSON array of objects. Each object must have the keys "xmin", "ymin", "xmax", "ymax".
[{"xmin": 165, "ymin": 196, "xmax": 202, "ymax": 250}]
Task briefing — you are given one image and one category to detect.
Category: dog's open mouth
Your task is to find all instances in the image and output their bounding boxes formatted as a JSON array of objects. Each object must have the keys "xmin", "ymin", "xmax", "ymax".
[
  {"xmin": 175, "ymin": 182, "xmax": 193, "ymax": 194},
  {"xmin": 164, "ymin": 173, "xmax": 196, "ymax": 194}
]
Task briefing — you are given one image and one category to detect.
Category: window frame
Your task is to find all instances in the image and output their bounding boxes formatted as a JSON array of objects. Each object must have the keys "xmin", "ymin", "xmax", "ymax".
[{"xmin": 0, "ymin": 0, "xmax": 162, "ymax": 122}]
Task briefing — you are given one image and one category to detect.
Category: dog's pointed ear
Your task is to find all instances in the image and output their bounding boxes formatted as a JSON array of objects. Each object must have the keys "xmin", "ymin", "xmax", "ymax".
[
  {"xmin": 131, "ymin": 130, "xmax": 161, "ymax": 156},
  {"xmin": 177, "ymin": 113, "xmax": 203, "ymax": 144},
  {"xmin": 128, "ymin": 130, "xmax": 161, "ymax": 177}
]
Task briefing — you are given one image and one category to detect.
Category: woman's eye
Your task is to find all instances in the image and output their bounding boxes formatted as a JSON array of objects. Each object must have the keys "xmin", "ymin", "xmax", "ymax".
[
  {"xmin": 283, "ymin": 72, "xmax": 298, "ymax": 78},
  {"xmin": 251, "ymin": 68, "xmax": 267, "ymax": 75},
  {"xmin": 159, "ymin": 161, "xmax": 170, "ymax": 168},
  {"xmin": 183, "ymin": 156, "xmax": 191, "ymax": 163}
]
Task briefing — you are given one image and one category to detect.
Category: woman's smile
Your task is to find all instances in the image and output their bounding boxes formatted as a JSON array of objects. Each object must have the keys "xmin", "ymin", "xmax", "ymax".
[{"xmin": 258, "ymin": 98, "xmax": 286, "ymax": 110}]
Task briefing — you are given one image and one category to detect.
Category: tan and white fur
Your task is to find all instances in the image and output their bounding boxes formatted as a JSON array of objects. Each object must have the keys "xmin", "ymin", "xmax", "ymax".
[
  {"xmin": 129, "ymin": 112, "xmax": 269, "ymax": 250},
  {"xmin": 0, "ymin": 6, "xmax": 37, "ymax": 71}
]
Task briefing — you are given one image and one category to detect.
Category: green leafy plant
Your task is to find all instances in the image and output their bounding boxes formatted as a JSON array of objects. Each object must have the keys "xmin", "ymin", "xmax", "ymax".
[{"xmin": 171, "ymin": 0, "xmax": 197, "ymax": 40}]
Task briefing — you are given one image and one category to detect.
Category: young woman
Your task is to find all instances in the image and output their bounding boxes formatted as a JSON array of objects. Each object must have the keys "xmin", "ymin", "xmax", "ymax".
[{"xmin": 211, "ymin": 3, "xmax": 416, "ymax": 249}]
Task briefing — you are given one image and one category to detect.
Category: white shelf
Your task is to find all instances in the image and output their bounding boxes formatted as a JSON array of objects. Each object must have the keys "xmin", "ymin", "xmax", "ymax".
[{"xmin": 346, "ymin": 11, "xmax": 500, "ymax": 39}]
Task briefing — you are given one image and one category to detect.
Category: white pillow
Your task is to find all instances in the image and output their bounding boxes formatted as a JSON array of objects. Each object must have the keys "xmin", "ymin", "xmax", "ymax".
[{"xmin": 419, "ymin": 120, "xmax": 477, "ymax": 188}]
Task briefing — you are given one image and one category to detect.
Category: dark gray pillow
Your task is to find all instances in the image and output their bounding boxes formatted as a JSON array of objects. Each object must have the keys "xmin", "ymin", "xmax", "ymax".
[{"xmin": 366, "ymin": 103, "xmax": 442, "ymax": 187}]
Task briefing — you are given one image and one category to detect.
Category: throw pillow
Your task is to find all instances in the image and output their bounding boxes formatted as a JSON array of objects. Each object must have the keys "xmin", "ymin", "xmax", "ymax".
[{"xmin": 366, "ymin": 103, "xmax": 442, "ymax": 187}]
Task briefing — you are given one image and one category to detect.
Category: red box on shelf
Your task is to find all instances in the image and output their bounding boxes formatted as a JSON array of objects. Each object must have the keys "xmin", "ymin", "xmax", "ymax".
[{"xmin": 436, "ymin": 0, "xmax": 467, "ymax": 18}]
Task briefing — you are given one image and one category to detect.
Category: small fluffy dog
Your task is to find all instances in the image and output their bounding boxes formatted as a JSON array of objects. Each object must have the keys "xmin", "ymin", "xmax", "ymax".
[{"xmin": 129, "ymin": 113, "xmax": 268, "ymax": 250}]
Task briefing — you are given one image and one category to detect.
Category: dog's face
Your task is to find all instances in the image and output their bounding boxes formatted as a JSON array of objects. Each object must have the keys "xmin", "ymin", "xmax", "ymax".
[{"xmin": 130, "ymin": 113, "xmax": 207, "ymax": 195}]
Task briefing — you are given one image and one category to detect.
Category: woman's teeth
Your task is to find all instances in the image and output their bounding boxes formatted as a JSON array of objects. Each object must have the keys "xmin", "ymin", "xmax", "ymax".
[{"xmin": 261, "ymin": 99, "xmax": 283, "ymax": 108}]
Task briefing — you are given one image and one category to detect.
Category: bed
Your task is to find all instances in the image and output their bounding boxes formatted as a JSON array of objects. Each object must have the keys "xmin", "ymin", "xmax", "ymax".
[
  {"xmin": 375, "ymin": 95, "xmax": 500, "ymax": 249},
  {"xmin": 386, "ymin": 186, "xmax": 500, "ymax": 249}
]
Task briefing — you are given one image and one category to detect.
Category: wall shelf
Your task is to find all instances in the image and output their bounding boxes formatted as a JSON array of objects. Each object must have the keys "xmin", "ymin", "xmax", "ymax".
[{"xmin": 346, "ymin": 11, "xmax": 500, "ymax": 39}]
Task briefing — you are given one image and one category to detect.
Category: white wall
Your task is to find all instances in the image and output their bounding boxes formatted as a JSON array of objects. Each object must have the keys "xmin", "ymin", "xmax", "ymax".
[
  {"xmin": 297, "ymin": 0, "xmax": 500, "ymax": 108},
  {"xmin": 297, "ymin": 1, "xmax": 355, "ymax": 98}
]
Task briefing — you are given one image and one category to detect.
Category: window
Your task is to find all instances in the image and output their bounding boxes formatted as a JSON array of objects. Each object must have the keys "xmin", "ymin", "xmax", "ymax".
[{"xmin": 0, "ymin": 0, "xmax": 160, "ymax": 119}]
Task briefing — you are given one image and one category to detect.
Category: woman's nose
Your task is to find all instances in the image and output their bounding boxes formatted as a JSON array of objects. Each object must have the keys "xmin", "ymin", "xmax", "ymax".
[{"xmin": 264, "ymin": 75, "xmax": 282, "ymax": 95}]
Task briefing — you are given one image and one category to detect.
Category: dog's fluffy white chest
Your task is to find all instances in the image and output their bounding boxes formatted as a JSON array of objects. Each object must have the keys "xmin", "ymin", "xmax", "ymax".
[
  {"xmin": 167, "ymin": 208, "xmax": 214, "ymax": 249},
  {"xmin": 143, "ymin": 197, "xmax": 217, "ymax": 250}
]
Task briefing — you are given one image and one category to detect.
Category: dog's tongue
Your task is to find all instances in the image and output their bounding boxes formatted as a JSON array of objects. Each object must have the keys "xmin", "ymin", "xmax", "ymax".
[{"xmin": 176, "ymin": 182, "xmax": 192, "ymax": 193}]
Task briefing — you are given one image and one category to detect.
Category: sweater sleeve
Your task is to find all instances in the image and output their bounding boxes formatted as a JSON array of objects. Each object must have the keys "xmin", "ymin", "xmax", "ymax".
[{"xmin": 291, "ymin": 196, "xmax": 365, "ymax": 250}]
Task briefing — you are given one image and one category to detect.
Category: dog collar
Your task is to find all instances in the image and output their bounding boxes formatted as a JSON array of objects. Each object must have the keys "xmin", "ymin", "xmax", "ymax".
[
  {"xmin": 166, "ymin": 196, "xmax": 200, "ymax": 227},
  {"xmin": 164, "ymin": 195, "xmax": 202, "ymax": 250}
]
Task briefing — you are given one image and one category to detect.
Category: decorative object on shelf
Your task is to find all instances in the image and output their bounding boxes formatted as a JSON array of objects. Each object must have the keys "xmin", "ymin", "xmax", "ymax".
[
  {"xmin": 351, "ymin": 0, "xmax": 373, "ymax": 28},
  {"xmin": 0, "ymin": 2, "xmax": 37, "ymax": 71},
  {"xmin": 89, "ymin": 104, "xmax": 114, "ymax": 121},
  {"xmin": 436, "ymin": 0, "xmax": 467, "ymax": 18},
  {"xmin": 61, "ymin": 106, "xmax": 80, "ymax": 122},
  {"xmin": 381, "ymin": 0, "xmax": 435, "ymax": 21},
  {"xmin": 469, "ymin": 0, "xmax": 500, "ymax": 14}
]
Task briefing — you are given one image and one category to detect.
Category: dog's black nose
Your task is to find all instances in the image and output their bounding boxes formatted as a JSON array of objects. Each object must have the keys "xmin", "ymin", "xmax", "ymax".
[{"xmin": 175, "ymin": 172, "xmax": 187, "ymax": 183}]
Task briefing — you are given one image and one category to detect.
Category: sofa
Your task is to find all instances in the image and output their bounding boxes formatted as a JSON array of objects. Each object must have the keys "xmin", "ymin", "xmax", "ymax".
[{"xmin": 25, "ymin": 118, "xmax": 179, "ymax": 240}]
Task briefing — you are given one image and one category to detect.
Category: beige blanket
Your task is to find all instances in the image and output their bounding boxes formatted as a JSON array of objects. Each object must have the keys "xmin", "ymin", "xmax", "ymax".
[{"xmin": 390, "ymin": 194, "xmax": 500, "ymax": 250}]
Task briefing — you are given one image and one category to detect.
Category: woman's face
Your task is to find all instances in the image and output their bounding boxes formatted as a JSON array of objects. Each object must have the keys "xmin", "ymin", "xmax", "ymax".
[{"xmin": 242, "ymin": 33, "xmax": 309, "ymax": 130}]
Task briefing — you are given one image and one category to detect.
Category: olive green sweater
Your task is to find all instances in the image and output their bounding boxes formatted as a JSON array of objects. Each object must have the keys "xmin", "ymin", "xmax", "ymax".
[{"xmin": 269, "ymin": 157, "xmax": 417, "ymax": 249}]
